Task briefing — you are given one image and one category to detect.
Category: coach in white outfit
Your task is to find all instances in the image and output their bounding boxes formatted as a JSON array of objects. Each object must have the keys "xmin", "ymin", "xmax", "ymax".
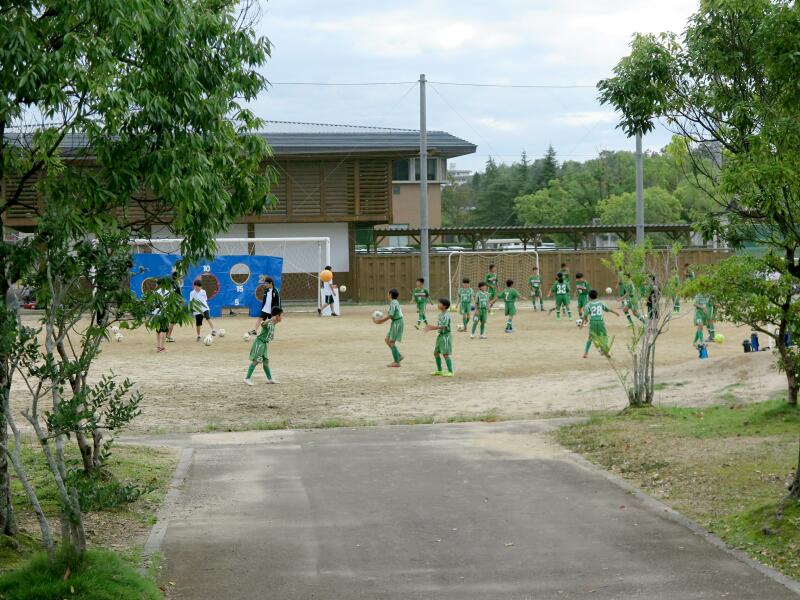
[{"xmin": 250, "ymin": 276, "xmax": 280, "ymax": 335}]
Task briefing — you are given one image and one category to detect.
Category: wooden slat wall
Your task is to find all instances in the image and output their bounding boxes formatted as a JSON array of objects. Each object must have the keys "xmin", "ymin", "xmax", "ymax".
[
  {"xmin": 357, "ymin": 159, "xmax": 391, "ymax": 217},
  {"xmin": 3, "ymin": 174, "xmax": 41, "ymax": 220},
  {"xmin": 353, "ymin": 249, "xmax": 733, "ymax": 302}
]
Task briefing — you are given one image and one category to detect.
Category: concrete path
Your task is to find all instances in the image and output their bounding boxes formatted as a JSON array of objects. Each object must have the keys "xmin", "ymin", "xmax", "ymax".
[{"xmin": 146, "ymin": 421, "xmax": 799, "ymax": 600}]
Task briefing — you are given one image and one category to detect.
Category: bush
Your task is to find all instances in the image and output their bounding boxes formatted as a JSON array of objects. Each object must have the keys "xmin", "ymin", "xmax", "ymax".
[{"xmin": 0, "ymin": 549, "xmax": 162, "ymax": 600}]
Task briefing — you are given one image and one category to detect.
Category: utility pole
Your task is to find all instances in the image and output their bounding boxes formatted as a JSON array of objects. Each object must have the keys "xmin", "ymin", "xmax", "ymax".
[
  {"xmin": 419, "ymin": 73, "xmax": 430, "ymax": 286},
  {"xmin": 635, "ymin": 131, "xmax": 644, "ymax": 244}
]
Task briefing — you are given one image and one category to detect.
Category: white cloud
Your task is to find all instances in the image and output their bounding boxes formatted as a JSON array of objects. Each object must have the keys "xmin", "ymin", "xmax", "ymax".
[
  {"xmin": 555, "ymin": 111, "xmax": 619, "ymax": 127},
  {"xmin": 474, "ymin": 117, "xmax": 520, "ymax": 133}
]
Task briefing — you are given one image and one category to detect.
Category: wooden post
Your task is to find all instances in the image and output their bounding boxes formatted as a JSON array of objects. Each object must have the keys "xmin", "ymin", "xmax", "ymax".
[{"xmin": 353, "ymin": 159, "xmax": 360, "ymax": 217}]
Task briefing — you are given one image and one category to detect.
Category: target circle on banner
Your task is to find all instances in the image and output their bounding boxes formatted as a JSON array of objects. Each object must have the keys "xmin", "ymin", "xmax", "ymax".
[
  {"xmin": 254, "ymin": 283, "xmax": 271, "ymax": 303},
  {"xmin": 230, "ymin": 263, "xmax": 251, "ymax": 286},
  {"xmin": 199, "ymin": 273, "xmax": 221, "ymax": 300},
  {"xmin": 141, "ymin": 277, "xmax": 160, "ymax": 295}
]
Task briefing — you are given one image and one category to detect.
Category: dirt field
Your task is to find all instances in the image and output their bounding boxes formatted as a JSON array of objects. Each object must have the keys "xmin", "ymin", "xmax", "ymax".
[{"xmin": 14, "ymin": 303, "xmax": 787, "ymax": 433}]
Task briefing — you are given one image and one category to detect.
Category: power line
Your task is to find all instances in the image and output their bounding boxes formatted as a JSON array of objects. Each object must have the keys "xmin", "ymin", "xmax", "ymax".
[
  {"xmin": 269, "ymin": 81, "xmax": 417, "ymax": 86},
  {"xmin": 428, "ymin": 81, "xmax": 596, "ymax": 89}
]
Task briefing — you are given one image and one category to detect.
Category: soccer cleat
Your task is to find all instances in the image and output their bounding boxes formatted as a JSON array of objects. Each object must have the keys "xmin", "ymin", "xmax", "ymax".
[
  {"xmin": 211, "ymin": 330, "xmax": 217, "ymax": 336},
  {"xmin": 332, "ymin": 313, "xmax": 339, "ymax": 317},
  {"xmin": 196, "ymin": 336, "xmax": 202, "ymax": 342},
  {"xmin": 157, "ymin": 347, "xmax": 167, "ymax": 353},
  {"xmin": 430, "ymin": 370, "xmax": 444, "ymax": 376},
  {"xmin": 244, "ymin": 378, "xmax": 254, "ymax": 386},
  {"xmin": 166, "ymin": 337, "xmax": 175, "ymax": 343},
  {"xmin": 480, "ymin": 334, "xmax": 487, "ymax": 339},
  {"xmin": 249, "ymin": 330, "xmax": 257, "ymax": 335},
  {"xmin": 415, "ymin": 323, "xmax": 420, "ymax": 330},
  {"xmin": 470, "ymin": 334, "xmax": 475, "ymax": 339},
  {"xmin": 317, "ymin": 308, "xmax": 322, "ymax": 316},
  {"xmin": 388, "ymin": 362, "xmax": 401, "ymax": 368},
  {"xmin": 443, "ymin": 371, "xmax": 454, "ymax": 377},
  {"xmin": 267, "ymin": 379, "xmax": 279, "ymax": 384}
]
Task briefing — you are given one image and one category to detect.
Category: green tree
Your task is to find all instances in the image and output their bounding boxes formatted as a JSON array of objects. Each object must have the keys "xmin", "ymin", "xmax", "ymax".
[
  {"xmin": 1, "ymin": 0, "xmax": 272, "ymax": 558},
  {"xmin": 598, "ymin": 0, "xmax": 800, "ymax": 499},
  {"xmin": 598, "ymin": 187, "xmax": 683, "ymax": 224},
  {"xmin": 441, "ymin": 177, "xmax": 476, "ymax": 227}
]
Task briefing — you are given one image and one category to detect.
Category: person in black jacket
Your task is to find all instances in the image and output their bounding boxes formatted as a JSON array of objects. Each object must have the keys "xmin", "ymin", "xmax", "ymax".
[{"xmin": 250, "ymin": 276, "xmax": 280, "ymax": 335}]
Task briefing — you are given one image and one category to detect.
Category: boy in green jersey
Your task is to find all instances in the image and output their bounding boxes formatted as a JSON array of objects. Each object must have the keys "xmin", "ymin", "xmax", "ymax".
[
  {"xmin": 486, "ymin": 264, "xmax": 498, "ymax": 314},
  {"xmin": 528, "ymin": 267, "xmax": 544, "ymax": 311},
  {"xmin": 457, "ymin": 278, "xmax": 475, "ymax": 332},
  {"xmin": 619, "ymin": 275, "xmax": 646, "ymax": 326},
  {"xmin": 558, "ymin": 263, "xmax": 571, "ymax": 286},
  {"xmin": 374, "ymin": 288, "xmax": 404, "ymax": 367},
  {"xmin": 548, "ymin": 273, "xmax": 572, "ymax": 320},
  {"xmin": 693, "ymin": 293, "xmax": 710, "ymax": 347},
  {"xmin": 471, "ymin": 282, "xmax": 491, "ymax": 339},
  {"xmin": 412, "ymin": 277, "xmax": 432, "ymax": 329},
  {"xmin": 705, "ymin": 295, "xmax": 717, "ymax": 342},
  {"xmin": 581, "ymin": 290, "xmax": 619, "ymax": 358},
  {"xmin": 244, "ymin": 308, "xmax": 283, "ymax": 385},
  {"xmin": 427, "ymin": 298, "xmax": 454, "ymax": 377},
  {"xmin": 491, "ymin": 279, "xmax": 525, "ymax": 333},
  {"xmin": 575, "ymin": 272, "xmax": 591, "ymax": 316}
]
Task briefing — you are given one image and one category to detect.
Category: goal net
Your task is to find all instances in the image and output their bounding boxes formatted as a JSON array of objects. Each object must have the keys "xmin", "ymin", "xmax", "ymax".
[
  {"xmin": 129, "ymin": 237, "xmax": 330, "ymax": 311},
  {"xmin": 448, "ymin": 250, "xmax": 540, "ymax": 300}
]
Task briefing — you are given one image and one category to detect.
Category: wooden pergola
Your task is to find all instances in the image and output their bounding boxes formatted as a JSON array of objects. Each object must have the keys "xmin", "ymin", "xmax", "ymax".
[{"xmin": 369, "ymin": 223, "xmax": 697, "ymax": 252}]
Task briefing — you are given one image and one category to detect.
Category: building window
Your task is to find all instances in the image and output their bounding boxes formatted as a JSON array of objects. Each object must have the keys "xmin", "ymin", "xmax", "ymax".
[
  {"xmin": 392, "ymin": 159, "xmax": 410, "ymax": 182},
  {"xmin": 414, "ymin": 158, "xmax": 438, "ymax": 181},
  {"xmin": 392, "ymin": 184, "xmax": 401, "ymax": 195}
]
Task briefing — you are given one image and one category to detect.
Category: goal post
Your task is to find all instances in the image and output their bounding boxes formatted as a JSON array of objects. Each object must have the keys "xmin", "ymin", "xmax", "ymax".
[
  {"xmin": 129, "ymin": 237, "xmax": 331, "ymax": 311},
  {"xmin": 447, "ymin": 250, "xmax": 540, "ymax": 300}
]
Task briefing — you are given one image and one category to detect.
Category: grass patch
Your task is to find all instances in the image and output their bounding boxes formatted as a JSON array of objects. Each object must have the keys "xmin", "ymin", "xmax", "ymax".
[
  {"xmin": 8, "ymin": 443, "xmax": 177, "ymax": 569},
  {"xmin": 555, "ymin": 399, "xmax": 800, "ymax": 579},
  {"xmin": 0, "ymin": 549, "xmax": 161, "ymax": 600},
  {"xmin": 447, "ymin": 411, "xmax": 501, "ymax": 424},
  {"xmin": 253, "ymin": 420, "xmax": 289, "ymax": 431}
]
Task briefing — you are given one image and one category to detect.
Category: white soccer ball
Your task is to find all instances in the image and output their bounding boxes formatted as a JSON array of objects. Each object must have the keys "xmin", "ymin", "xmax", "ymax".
[
  {"xmin": 218, "ymin": 328, "xmax": 226, "ymax": 338},
  {"xmin": 605, "ymin": 287, "xmax": 613, "ymax": 294},
  {"xmin": 114, "ymin": 332, "xmax": 123, "ymax": 342},
  {"xmin": 242, "ymin": 332, "xmax": 251, "ymax": 342},
  {"xmin": 111, "ymin": 325, "xmax": 120, "ymax": 334},
  {"xmin": 203, "ymin": 334, "xmax": 214, "ymax": 346},
  {"xmin": 339, "ymin": 285, "xmax": 347, "ymax": 293},
  {"xmin": 372, "ymin": 310, "xmax": 384, "ymax": 322},
  {"xmin": 576, "ymin": 318, "xmax": 583, "ymax": 327}
]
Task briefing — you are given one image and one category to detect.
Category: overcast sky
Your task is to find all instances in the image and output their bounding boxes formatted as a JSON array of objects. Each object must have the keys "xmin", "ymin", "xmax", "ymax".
[{"xmin": 250, "ymin": 0, "xmax": 699, "ymax": 172}]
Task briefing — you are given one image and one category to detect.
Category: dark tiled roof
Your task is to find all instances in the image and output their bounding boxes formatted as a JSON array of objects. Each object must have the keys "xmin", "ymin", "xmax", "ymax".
[{"xmin": 4, "ymin": 121, "xmax": 477, "ymax": 159}]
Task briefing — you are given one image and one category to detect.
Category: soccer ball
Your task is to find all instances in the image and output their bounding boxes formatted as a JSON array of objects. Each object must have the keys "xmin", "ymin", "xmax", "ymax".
[
  {"xmin": 203, "ymin": 334, "xmax": 214, "ymax": 346},
  {"xmin": 339, "ymin": 285, "xmax": 347, "ymax": 293},
  {"xmin": 218, "ymin": 328, "xmax": 226, "ymax": 338},
  {"xmin": 111, "ymin": 325, "xmax": 120, "ymax": 334},
  {"xmin": 242, "ymin": 332, "xmax": 250, "ymax": 342},
  {"xmin": 576, "ymin": 318, "xmax": 583, "ymax": 327},
  {"xmin": 605, "ymin": 287, "xmax": 613, "ymax": 295},
  {"xmin": 714, "ymin": 333, "xmax": 725, "ymax": 344},
  {"xmin": 372, "ymin": 310, "xmax": 384, "ymax": 322},
  {"xmin": 114, "ymin": 332, "xmax": 123, "ymax": 342}
]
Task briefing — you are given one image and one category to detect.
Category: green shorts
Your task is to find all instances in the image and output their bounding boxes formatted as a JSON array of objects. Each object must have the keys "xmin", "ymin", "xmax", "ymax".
[
  {"xmin": 555, "ymin": 294, "xmax": 570, "ymax": 310},
  {"xmin": 416, "ymin": 303, "xmax": 427, "ymax": 316},
  {"xmin": 505, "ymin": 303, "xmax": 517, "ymax": 317},
  {"xmin": 474, "ymin": 308, "xmax": 487, "ymax": 324},
  {"xmin": 530, "ymin": 288, "xmax": 542, "ymax": 298},
  {"xmin": 694, "ymin": 310, "xmax": 708, "ymax": 327},
  {"xmin": 387, "ymin": 318, "xmax": 404, "ymax": 342},
  {"xmin": 435, "ymin": 333, "xmax": 453, "ymax": 355},
  {"xmin": 488, "ymin": 287, "xmax": 497, "ymax": 300},
  {"xmin": 460, "ymin": 301, "xmax": 471, "ymax": 315},
  {"xmin": 578, "ymin": 295, "xmax": 589, "ymax": 311},
  {"xmin": 249, "ymin": 339, "xmax": 270, "ymax": 363},
  {"xmin": 588, "ymin": 321, "xmax": 609, "ymax": 350}
]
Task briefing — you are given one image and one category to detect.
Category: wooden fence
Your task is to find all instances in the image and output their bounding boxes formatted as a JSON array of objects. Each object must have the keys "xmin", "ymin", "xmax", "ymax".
[{"xmin": 352, "ymin": 249, "xmax": 733, "ymax": 302}]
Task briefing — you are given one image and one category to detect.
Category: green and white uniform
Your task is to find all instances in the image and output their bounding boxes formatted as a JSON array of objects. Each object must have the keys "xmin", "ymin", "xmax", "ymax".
[
  {"xmin": 583, "ymin": 299, "xmax": 610, "ymax": 355},
  {"xmin": 434, "ymin": 310, "xmax": 453, "ymax": 355},
  {"xmin": 693, "ymin": 294, "xmax": 709, "ymax": 327},
  {"xmin": 386, "ymin": 299, "xmax": 404, "ymax": 342},
  {"xmin": 486, "ymin": 272, "xmax": 498, "ymax": 300},
  {"xmin": 497, "ymin": 288, "xmax": 520, "ymax": 317},
  {"xmin": 472, "ymin": 289, "xmax": 490, "ymax": 335},
  {"xmin": 458, "ymin": 286, "xmax": 474, "ymax": 315},
  {"xmin": 249, "ymin": 320, "xmax": 275, "ymax": 363},
  {"xmin": 575, "ymin": 280, "xmax": 591, "ymax": 313},
  {"xmin": 412, "ymin": 287, "xmax": 430, "ymax": 324},
  {"xmin": 551, "ymin": 280, "xmax": 572, "ymax": 318},
  {"xmin": 529, "ymin": 274, "xmax": 544, "ymax": 309}
]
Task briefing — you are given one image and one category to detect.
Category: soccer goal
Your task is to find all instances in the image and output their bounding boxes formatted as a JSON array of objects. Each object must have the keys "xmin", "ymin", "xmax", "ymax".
[
  {"xmin": 129, "ymin": 237, "xmax": 331, "ymax": 311},
  {"xmin": 447, "ymin": 250, "xmax": 540, "ymax": 300}
]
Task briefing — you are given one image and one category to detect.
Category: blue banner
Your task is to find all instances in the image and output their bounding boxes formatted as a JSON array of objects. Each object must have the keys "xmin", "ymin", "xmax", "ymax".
[{"xmin": 131, "ymin": 254, "xmax": 283, "ymax": 317}]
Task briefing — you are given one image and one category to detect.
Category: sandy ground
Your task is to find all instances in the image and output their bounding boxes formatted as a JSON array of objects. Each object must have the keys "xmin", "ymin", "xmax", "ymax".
[{"xmin": 13, "ymin": 303, "xmax": 786, "ymax": 433}]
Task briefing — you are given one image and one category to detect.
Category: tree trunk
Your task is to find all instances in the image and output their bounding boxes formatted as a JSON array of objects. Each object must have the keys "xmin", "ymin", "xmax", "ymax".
[
  {"xmin": 0, "ymin": 277, "xmax": 17, "ymax": 536},
  {"xmin": 776, "ymin": 320, "xmax": 798, "ymax": 406},
  {"xmin": 788, "ymin": 437, "xmax": 800, "ymax": 500}
]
